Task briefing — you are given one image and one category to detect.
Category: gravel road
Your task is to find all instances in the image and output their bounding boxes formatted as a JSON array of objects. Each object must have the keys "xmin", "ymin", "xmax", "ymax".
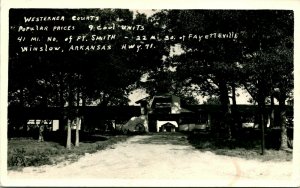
[{"xmin": 7, "ymin": 134, "xmax": 294, "ymax": 187}]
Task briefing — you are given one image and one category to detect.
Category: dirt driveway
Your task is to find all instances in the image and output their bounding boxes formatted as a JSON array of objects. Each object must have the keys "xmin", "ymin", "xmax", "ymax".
[{"xmin": 8, "ymin": 133, "xmax": 294, "ymax": 186}]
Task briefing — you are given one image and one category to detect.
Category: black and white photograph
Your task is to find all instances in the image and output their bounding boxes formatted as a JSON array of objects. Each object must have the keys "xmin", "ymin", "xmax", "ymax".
[{"xmin": 1, "ymin": 0, "xmax": 299, "ymax": 187}]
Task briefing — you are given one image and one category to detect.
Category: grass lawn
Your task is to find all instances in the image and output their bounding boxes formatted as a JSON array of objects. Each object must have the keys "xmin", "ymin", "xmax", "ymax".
[
  {"xmin": 8, "ymin": 131, "xmax": 292, "ymax": 171},
  {"xmin": 8, "ymin": 134, "xmax": 129, "ymax": 170},
  {"xmin": 187, "ymin": 131, "xmax": 292, "ymax": 162}
]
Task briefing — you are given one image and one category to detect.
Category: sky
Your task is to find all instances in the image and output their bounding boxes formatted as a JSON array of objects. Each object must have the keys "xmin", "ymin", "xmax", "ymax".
[
  {"xmin": 128, "ymin": 87, "xmax": 252, "ymax": 106},
  {"xmin": 132, "ymin": 9, "xmax": 159, "ymax": 17}
]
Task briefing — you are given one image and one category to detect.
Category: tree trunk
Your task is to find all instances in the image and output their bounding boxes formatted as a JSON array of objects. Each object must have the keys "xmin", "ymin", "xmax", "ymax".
[
  {"xmin": 219, "ymin": 80, "xmax": 232, "ymax": 139},
  {"xmin": 75, "ymin": 84, "xmax": 80, "ymax": 147},
  {"xmin": 231, "ymin": 83, "xmax": 237, "ymax": 106},
  {"xmin": 279, "ymin": 97, "xmax": 288, "ymax": 150},
  {"xmin": 59, "ymin": 72, "xmax": 65, "ymax": 132},
  {"xmin": 20, "ymin": 88, "xmax": 28, "ymax": 134},
  {"xmin": 270, "ymin": 93, "xmax": 275, "ymax": 127},
  {"xmin": 82, "ymin": 96, "xmax": 87, "ymax": 132},
  {"xmin": 260, "ymin": 106, "xmax": 265, "ymax": 155},
  {"xmin": 66, "ymin": 119, "xmax": 72, "ymax": 149},
  {"xmin": 75, "ymin": 117, "xmax": 80, "ymax": 147},
  {"xmin": 38, "ymin": 120, "xmax": 45, "ymax": 142},
  {"xmin": 66, "ymin": 74, "xmax": 75, "ymax": 149},
  {"xmin": 257, "ymin": 95, "xmax": 266, "ymax": 155},
  {"xmin": 231, "ymin": 83, "xmax": 239, "ymax": 137}
]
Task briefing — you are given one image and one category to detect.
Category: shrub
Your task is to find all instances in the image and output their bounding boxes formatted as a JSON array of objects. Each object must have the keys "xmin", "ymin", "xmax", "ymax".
[
  {"xmin": 8, "ymin": 148, "xmax": 27, "ymax": 167},
  {"xmin": 28, "ymin": 151, "xmax": 52, "ymax": 166},
  {"xmin": 96, "ymin": 144, "xmax": 105, "ymax": 150},
  {"xmin": 8, "ymin": 148, "xmax": 52, "ymax": 168}
]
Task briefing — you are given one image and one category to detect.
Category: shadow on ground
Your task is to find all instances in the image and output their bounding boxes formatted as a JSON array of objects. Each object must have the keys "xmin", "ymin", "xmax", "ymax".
[
  {"xmin": 9, "ymin": 130, "xmax": 110, "ymax": 146},
  {"xmin": 132, "ymin": 132, "xmax": 190, "ymax": 145}
]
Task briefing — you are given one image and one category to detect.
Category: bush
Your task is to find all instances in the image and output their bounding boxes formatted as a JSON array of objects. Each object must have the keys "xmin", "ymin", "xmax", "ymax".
[
  {"xmin": 28, "ymin": 151, "xmax": 52, "ymax": 166},
  {"xmin": 8, "ymin": 148, "xmax": 52, "ymax": 168},
  {"xmin": 96, "ymin": 144, "xmax": 105, "ymax": 150},
  {"xmin": 8, "ymin": 148, "xmax": 27, "ymax": 167}
]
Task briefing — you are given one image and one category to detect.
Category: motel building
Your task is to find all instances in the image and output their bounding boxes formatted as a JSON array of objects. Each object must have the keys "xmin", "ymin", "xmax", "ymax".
[
  {"xmin": 134, "ymin": 94, "xmax": 293, "ymax": 134},
  {"xmin": 9, "ymin": 94, "xmax": 293, "ymax": 135},
  {"xmin": 136, "ymin": 94, "xmax": 211, "ymax": 133}
]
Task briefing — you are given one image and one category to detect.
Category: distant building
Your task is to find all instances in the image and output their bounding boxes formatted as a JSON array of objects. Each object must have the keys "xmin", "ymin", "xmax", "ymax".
[
  {"xmin": 136, "ymin": 94, "xmax": 210, "ymax": 132},
  {"xmin": 136, "ymin": 94, "xmax": 294, "ymax": 133},
  {"xmin": 8, "ymin": 94, "xmax": 293, "ymax": 134}
]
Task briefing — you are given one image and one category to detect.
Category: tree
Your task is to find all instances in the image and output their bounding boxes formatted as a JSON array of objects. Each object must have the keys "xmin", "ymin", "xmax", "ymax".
[
  {"xmin": 147, "ymin": 10, "xmax": 293, "ymax": 145},
  {"xmin": 237, "ymin": 10, "xmax": 293, "ymax": 151},
  {"xmin": 149, "ymin": 10, "xmax": 244, "ymax": 139},
  {"xmin": 203, "ymin": 96, "xmax": 221, "ymax": 105},
  {"xmin": 8, "ymin": 9, "xmax": 170, "ymax": 146}
]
